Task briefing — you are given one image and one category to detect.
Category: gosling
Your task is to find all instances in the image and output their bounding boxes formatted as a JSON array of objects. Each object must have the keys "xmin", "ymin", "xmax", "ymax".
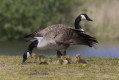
[
  {"xmin": 74, "ymin": 54, "xmax": 87, "ymax": 64},
  {"xmin": 31, "ymin": 53, "xmax": 48, "ymax": 64},
  {"xmin": 59, "ymin": 55, "xmax": 71, "ymax": 64}
]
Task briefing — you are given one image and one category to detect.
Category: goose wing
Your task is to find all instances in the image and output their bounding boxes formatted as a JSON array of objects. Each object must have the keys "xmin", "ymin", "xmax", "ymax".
[
  {"xmin": 45, "ymin": 28, "xmax": 98, "ymax": 47},
  {"xmin": 24, "ymin": 24, "xmax": 70, "ymax": 38}
]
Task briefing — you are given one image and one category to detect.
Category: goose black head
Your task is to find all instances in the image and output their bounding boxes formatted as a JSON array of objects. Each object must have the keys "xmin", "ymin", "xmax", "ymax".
[
  {"xmin": 22, "ymin": 51, "xmax": 31, "ymax": 63},
  {"xmin": 80, "ymin": 14, "xmax": 93, "ymax": 21},
  {"xmin": 74, "ymin": 13, "xmax": 93, "ymax": 31}
]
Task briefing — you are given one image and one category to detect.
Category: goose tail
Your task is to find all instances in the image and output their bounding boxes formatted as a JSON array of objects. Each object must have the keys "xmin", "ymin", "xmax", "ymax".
[
  {"xmin": 24, "ymin": 34, "xmax": 43, "ymax": 42},
  {"xmin": 75, "ymin": 30, "xmax": 98, "ymax": 47},
  {"xmin": 24, "ymin": 34, "xmax": 34, "ymax": 38}
]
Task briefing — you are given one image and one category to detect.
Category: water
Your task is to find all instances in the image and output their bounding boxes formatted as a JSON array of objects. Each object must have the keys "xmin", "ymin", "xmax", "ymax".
[{"xmin": 0, "ymin": 40, "xmax": 119, "ymax": 58}]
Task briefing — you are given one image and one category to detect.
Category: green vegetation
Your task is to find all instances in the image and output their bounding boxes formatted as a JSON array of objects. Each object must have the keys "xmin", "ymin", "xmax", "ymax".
[
  {"xmin": 0, "ymin": 56, "xmax": 119, "ymax": 80},
  {"xmin": 0, "ymin": 0, "xmax": 77, "ymax": 41},
  {"xmin": 0, "ymin": 0, "xmax": 119, "ymax": 41}
]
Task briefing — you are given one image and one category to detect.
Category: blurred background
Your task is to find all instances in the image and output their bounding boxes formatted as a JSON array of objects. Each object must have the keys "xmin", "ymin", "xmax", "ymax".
[{"xmin": 0, "ymin": 0, "xmax": 119, "ymax": 57}]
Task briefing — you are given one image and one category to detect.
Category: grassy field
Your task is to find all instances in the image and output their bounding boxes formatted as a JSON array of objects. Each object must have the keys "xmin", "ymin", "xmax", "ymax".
[{"xmin": 0, "ymin": 56, "xmax": 119, "ymax": 80}]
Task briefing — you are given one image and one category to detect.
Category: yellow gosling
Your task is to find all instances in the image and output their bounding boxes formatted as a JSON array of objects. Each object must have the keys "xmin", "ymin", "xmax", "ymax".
[
  {"xmin": 31, "ymin": 53, "xmax": 48, "ymax": 64},
  {"xmin": 47, "ymin": 57, "xmax": 53, "ymax": 64},
  {"xmin": 59, "ymin": 55, "xmax": 71, "ymax": 64}
]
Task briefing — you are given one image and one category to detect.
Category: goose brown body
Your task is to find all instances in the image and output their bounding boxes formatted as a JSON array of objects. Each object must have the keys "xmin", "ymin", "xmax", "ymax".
[
  {"xmin": 26, "ymin": 24, "xmax": 97, "ymax": 50},
  {"xmin": 25, "ymin": 24, "xmax": 75, "ymax": 38}
]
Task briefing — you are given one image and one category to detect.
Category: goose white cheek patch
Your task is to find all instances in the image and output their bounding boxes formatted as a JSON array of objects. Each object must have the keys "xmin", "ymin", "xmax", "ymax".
[
  {"xmin": 81, "ymin": 15, "xmax": 86, "ymax": 20},
  {"xmin": 27, "ymin": 52, "xmax": 30, "ymax": 58},
  {"xmin": 80, "ymin": 28, "xmax": 84, "ymax": 31}
]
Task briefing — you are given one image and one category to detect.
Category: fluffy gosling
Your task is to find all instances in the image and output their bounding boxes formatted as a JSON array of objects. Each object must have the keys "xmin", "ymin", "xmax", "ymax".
[
  {"xmin": 59, "ymin": 55, "xmax": 71, "ymax": 64},
  {"xmin": 31, "ymin": 53, "xmax": 48, "ymax": 64},
  {"xmin": 74, "ymin": 54, "xmax": 87, "ymax": 64}
]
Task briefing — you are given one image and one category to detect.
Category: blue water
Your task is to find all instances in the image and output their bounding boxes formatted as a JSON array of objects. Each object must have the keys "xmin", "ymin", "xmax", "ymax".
[{"xmin": 0, "ymin": 41, "xmax": 119, "ymax": 58}]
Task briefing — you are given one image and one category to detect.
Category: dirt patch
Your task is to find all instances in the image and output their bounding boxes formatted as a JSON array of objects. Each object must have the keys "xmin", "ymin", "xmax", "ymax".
[{"xmin": 29, "ymin": 72, "xmax": 49, "ymax": 75}]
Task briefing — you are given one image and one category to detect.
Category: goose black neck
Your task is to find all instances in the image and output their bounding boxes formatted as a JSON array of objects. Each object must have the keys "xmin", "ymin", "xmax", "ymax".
[
  {"xmin": 74, "ymin": 16, "xmax": 82, "ymax": 30},
  {"xmin": 28, "ymin": 40, "xmax": 38, "ymax": 54}
]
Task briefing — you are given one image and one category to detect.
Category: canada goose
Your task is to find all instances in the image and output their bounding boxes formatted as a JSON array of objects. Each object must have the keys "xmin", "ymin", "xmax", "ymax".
[{"xmin": 22, "ymin": 14, "xmax": 97, "ymax": 63}]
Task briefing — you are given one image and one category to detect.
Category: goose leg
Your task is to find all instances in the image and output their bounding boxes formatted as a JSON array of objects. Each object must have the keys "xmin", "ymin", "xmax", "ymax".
[
  {"xmin": 63, "ymin": 50, "xmax": 67, "ymax": 56},
  {"xmin": 57, "ymin": 50, "xmax": 63, "ymax": 58}
]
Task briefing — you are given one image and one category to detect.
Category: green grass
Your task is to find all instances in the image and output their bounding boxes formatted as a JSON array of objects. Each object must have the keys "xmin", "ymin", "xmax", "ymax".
[{"xmin": 0, "ymin": 56, "xmax": 119, "ymax": 80}]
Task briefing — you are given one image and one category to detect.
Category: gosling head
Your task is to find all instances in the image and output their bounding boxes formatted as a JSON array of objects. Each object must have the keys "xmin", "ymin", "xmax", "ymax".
[
  {"xmin": 31, "ymin": 53, "xmax": 36, "ymax": 58},
  {"xmin": 80, "ymin": 13, "xmax": 93, "ymax": 21},
  {"xmin": 76, "ymin": 54, "xmax": 81, "ymax": 59}
]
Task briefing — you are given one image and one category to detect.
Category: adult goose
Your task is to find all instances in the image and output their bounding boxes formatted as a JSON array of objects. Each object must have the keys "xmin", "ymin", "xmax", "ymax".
[{"xmin": 22, "ymin": 14, "xmax": 98, "ymax": 63}]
